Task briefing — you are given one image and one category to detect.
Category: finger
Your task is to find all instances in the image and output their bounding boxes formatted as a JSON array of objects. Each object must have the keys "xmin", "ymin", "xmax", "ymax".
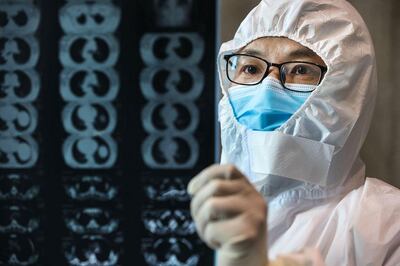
[
  {"xmin": 203, "ymin": 212, "xmax": 266, "ymax": 251},
  {"xmin": 188, "ymin": 164, "xmax": 243, "ymax": 195},
  {"xmin": 194, "ymin": 194, "xmax": 248, "ymax": 238},
  {"xmin": 191, "ymin": 178, "xmax": 244, "ymax": 219}
]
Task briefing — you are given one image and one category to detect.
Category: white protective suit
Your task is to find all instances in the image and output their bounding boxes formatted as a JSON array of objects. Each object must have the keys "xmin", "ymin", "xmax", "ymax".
[{"xmin": 218, "ymin": 0, "xmax": 400, "ymax": 265}]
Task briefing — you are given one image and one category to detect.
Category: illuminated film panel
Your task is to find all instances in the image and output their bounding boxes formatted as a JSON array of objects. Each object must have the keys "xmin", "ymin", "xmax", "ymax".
[
  {"xmin": 0, "ymin": 1, "xmax": 43, "ymax": 265},
  {"xmin": 138, "ymin": 1, "xmax": 216, "ymax": 265},
  {"xmin": 0, "ymin": 0, "xmax": 216, "ymax": 265},
  {"xmin": 59, "ymin": 1, "xmax": 124, "ymax": 265}
]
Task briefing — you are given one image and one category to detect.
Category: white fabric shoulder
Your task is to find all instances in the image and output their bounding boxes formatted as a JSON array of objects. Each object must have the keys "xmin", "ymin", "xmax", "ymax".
[
  {"xmin": 348, "ymin": 178, "xmax": 400, "ymax": 266},
  {"xmin": 321, "ymin": 178, "xmax": 400, "ymax": 265},
  {"xmin": 267, "ymin": 178, "xmax": 400, "ymax": 266}
]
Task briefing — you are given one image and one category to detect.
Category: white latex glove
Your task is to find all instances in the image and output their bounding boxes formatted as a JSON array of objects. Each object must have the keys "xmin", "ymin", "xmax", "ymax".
[{"xmin": 188, "ymin": 164, "xmax": 268, "ymax": 266}]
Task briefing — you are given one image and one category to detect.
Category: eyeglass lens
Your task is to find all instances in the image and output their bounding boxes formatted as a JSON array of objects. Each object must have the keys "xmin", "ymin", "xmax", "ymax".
[{"xmin": 226, "ymin": 55, "xmax": 322, "ymax": 87}]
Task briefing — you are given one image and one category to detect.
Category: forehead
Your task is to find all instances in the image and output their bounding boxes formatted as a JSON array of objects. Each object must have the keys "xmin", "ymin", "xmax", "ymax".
[
  {"xmin": 241, "ymin": 37, "xmax": 325, "ymax": 65},
  {"xmin": 246, "ymin": 37, "xmax": 304, "ymax": 49}
]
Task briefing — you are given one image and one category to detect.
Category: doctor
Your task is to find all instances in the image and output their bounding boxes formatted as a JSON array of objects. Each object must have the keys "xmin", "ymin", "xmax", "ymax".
[{"xmin": 188, "ymin": 0, "xmax": 400, "ymax": 265}]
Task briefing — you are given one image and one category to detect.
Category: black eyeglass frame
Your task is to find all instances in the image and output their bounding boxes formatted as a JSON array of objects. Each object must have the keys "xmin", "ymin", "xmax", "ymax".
[{"xmin": 223, "ymin": 53, "xmax": 328, "ymax": 93}]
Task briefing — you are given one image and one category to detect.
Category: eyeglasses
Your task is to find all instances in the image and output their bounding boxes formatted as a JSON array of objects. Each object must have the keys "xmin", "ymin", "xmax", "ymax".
[{"xmin": 224, "ymin": 54, "xmax": 328, "ymax": 92}]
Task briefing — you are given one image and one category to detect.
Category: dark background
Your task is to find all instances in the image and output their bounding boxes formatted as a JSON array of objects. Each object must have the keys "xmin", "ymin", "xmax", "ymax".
[{"xmin": 0, "ymin": 0, "xmax": 216, "ymax": 265}]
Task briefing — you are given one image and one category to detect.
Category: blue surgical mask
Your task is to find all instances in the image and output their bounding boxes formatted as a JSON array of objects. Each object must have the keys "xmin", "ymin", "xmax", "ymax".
[{"xmin": 228, "ymin": 78, "xmax": 314, "ymax": 131}]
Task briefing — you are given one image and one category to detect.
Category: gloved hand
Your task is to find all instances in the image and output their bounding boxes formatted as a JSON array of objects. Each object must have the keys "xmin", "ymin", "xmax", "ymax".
[{"xmin": 188, "ymin": 164, "xmax": 268, "ymax": 266}]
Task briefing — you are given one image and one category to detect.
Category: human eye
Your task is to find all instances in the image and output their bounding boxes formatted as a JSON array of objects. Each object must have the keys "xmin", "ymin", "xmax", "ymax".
[
  {"xmin": 228, "ymin": 55, "xmax": 266, "ymax": 84},
  {"xmin": 291, "ymin": 64, "xmax": 314, "ymax": 75},
  {"xmin": 283, "ymin": 62, "xmax": 322, "ymax": 85},
  {"xmin": 238, "ymin": 57, "xmax": 265, "ymax": 75},
  {"xmin": 241, "ymin": 64, "xmax": 260, "ymax": 75}
]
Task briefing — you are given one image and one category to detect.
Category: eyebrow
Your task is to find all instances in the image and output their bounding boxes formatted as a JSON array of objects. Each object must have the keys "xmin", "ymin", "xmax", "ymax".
[
  {"xmin": 287, "ymin": 48, "xmax": 319, "ymax": 59},
  {"xmin": 240, "ymin": 47, "xmax": 319, "ymax": 60},
  {"xmin": 240, "ymin": 48, "xmax": 264, "ymax": 57}
]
